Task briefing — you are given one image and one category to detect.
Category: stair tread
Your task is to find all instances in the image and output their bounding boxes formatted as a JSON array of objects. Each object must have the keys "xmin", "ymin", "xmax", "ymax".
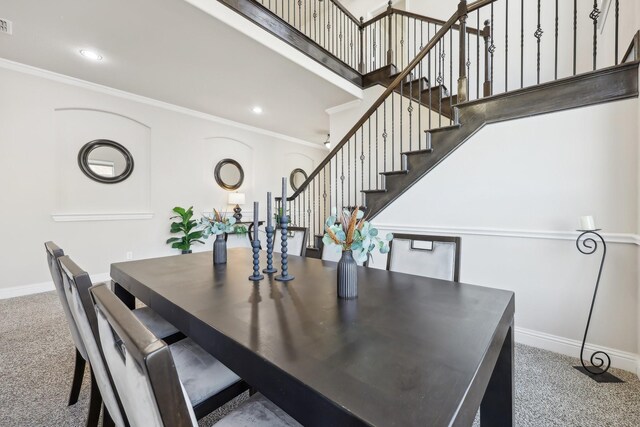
[
  {"xmin": 380, "ymin": 170, "xmax": 409, "ymax": 176},
  {"xmin": 424, "ymin": 124, "xmax": 461, "ymax": 134},
  {"xmin": 361, "ymin": 189, "xmax": 387, "ymax": 194},
  {"xmin": 402, "ymin": 148, "xmax": 434, "ymax": 156}
]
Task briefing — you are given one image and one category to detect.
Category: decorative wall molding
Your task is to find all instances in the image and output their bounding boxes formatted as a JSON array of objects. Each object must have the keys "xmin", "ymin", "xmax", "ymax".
[
  {"xmin": 0, "ymin": 58, "xmax": 326, "ymax": 151},
  {"xmin": 0, "ymin": 273, "xmax": 110, "ymax": 300},
  {"xmin": 51, "ymin": 212, "xmax": 154, "ymax": 222},
  {"xmin": 373, "ymin": 223, "xmax": 640, "ymax": 246},
  {"xmin": 325, "ymin": 99, "xmax": 363, "ymax": 115},
  {"xmin": 515, "ymin": 326, "xmax": 639, "ymax": 376}
]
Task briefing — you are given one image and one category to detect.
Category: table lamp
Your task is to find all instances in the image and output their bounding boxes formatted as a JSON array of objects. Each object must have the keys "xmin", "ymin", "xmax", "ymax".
[{"xmin": 228, "ymin": 192, "xmax": 245, "ymax": 222}]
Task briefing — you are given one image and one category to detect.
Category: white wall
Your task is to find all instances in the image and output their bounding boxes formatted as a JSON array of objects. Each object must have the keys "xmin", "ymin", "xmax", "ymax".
[
  {"xmin": 0, "ymin": 66, "xmax": 326, "ymax": 292},
  {"xmin": 357, "ymin": 99, "xmax": 639, "ymax": 365}
]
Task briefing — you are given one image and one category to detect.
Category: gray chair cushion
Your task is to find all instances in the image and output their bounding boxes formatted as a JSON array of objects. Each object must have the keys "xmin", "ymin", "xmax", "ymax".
[
  {"xmin": 171, "ymin": 338, "xmax": 241, "ymax": 406},
  {"xmin": 132, "ymin": 307, "xmax": 179, "ymax": 339},
  {"xmin": 213, "ymin": 393, "xmax": 301, "ymax": 427}
]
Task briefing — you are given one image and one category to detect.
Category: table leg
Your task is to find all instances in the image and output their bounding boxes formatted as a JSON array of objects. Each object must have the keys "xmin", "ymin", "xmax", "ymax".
[
  {"xmin": 480, "ymin": 323, "xmax": 514, "ymax": 426},
  {"xmin": 113, "ymin": 282, "xmax": 135, "ymax": 309}
]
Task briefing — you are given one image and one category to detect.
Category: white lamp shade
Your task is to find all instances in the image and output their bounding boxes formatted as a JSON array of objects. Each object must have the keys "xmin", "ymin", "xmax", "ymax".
[{"xmin": 228, "ymin": 192, "xmax": 245, "ymax": 205}]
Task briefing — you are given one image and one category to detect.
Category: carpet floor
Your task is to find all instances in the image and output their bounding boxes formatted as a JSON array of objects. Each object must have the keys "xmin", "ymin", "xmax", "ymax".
[{"xmin": 1, "ymin": 291, "xmax": 638, "ymax": 426}]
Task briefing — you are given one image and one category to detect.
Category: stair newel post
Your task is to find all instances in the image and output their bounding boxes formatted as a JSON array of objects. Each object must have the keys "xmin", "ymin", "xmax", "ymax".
[
  {"xmin": 359, "ymin": 17, "xmax": 364, "ymax": 73},
  {"xmin": 457, "ymin": 0, "xmax": 468, "ymax": 103},
  {"xmin": 482, "ymin": 19, "xmax": 493, "ymax": 97},
  {"xmin": 386, "ymin": 1, "xmax": 393, "ymax": 65}
]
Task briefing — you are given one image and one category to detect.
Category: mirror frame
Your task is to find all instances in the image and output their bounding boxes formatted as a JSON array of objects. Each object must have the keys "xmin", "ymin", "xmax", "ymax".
[
  {"xmin": 214, "ymin": 158, "xmax": 244, "ymax": 190},
  {"xmin": 77, "ymin": 139, "xmax": 134, "ymax": 184},
  {"xmin": 289, "ymin": 168, "xmax": 308, "ymax": 192}
]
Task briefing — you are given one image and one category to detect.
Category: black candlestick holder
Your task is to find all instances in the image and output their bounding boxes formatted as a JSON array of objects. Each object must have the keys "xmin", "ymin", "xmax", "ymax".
[
  {"xmin": 263, "ymin": 225, "xmax": 277, "ymax": 274},
  {"xmin": 248, "ymin": 239, "xmax": 264, "ymax": 281},
  {"xmin": 275, "ymin": 215, "xmax": 294, "ymax": 282},
  {"xmin": 573, "ymin": 229, "xmax": 622, "ymax": 383}
]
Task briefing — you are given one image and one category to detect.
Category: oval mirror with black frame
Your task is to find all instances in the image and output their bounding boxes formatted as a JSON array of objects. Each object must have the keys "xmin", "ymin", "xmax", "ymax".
[
  {"xmin": 214, "ymin": 159, "xmax": 244, "ymax": 190},
  {"xmin": 289, "ymin": 168, "xmax": 308, "ymax": 192},
  {"xmin": 77, "ymin": 139, "xmax": 134, "ymax": 184}
]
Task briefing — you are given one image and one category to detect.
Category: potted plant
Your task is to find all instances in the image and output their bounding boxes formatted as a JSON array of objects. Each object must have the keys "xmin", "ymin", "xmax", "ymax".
[
  {"xmin": 166, "ymin": 206, "xmax": 205, "ymax": 254},
  {"xmin": 323, "ymin": 206, "xmax": 392, "ymax": 299},
  {"xmin": 201, "ymin": 209, "xmax": 236, "ymax": 264}
]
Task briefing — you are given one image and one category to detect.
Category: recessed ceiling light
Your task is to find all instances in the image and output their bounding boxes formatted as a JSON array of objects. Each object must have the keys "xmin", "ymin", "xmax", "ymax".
[
  {"xmin": 79, "ymin": 49, "xmax": 103, "ymax": 61},
  {"xmin": 252, "ymin": 106, "xmax": 263, "ymax": 114}
]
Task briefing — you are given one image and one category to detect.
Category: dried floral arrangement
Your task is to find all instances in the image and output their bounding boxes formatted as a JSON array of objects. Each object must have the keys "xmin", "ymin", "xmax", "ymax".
[{"xmin": 200, "ymin": 209, "xmax": 236, "ymax": 237}]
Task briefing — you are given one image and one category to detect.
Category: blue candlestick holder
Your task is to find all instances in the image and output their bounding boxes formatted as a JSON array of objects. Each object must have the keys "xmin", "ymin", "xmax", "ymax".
[
  {"xmin": 248, "ymin": 239, "xmax": 264, "ymax": 281},
  {"xmin": 274, "ymin": 215, "xmax": 294, "ymax": 282},
  {"xmin": 262, "ymin": 225, "xmax": 278, "ymax": 274}
]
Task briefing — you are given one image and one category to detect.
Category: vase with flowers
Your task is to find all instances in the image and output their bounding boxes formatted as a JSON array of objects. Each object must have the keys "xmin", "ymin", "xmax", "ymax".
[
  {"xmin": 323, "ymin": 206, "xmax": 392, "ymax": 299},
  {"xmin": 201, "ymin": 209, "xmax": 236, "ymax": 264}
]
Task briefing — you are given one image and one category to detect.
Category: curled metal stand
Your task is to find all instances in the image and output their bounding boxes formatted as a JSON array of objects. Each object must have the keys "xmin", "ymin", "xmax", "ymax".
[{"xmin": 573, "ymin": 230, "xmax": 622, "ymax": 383}]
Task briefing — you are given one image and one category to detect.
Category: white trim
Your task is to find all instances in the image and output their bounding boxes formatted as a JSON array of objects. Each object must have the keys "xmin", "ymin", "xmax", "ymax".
[
  {"xmin": 0, "ymin": 58, "xmax": 326, "ymax": 151},
  {"xmin": 183, "ymin": 0, "xmax": 363, "ymax": 100},
  {"xmin": 374, "ymin": 223, "xmax": 640, "ymax": 245},
  {"xmin": 515, "ymin": 326, "xmax": 639, "ymax": 375},
  {"xmin": 0, "ymin": 273, "xmax": 110, "ymax": 300},
  {"xmin": 325, "ymin": 99, "xmax": 362, "ymax": 115},
  {"xmin": 51, "ymin": 212, "xmax": 154, "ymax": 222}
]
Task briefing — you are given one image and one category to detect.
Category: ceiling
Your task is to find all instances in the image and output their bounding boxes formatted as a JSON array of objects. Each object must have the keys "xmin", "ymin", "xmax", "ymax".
[{"xmin": 0, "ymin": 0, "xmax": 359, "ymax": 143}]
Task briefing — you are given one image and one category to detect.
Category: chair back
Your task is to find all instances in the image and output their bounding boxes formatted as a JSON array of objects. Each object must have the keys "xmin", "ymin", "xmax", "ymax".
[
  {"xmin": 386, "ymin": 234, "xmax": 461, "ymax": 281},
  {"xmin": 45, "ymin": 242, "xmax": 88, "ymax": 360},
  {"xmin": 58, "ymin": 256, "xmax": 126, "ymax": 427},
  {"xmin": 91, "ymin": 283, "xmax": 196, "ymax": 427},
  {"xmin": 274, "ymin": 226, "xmax": 308, "ymax": 257}
]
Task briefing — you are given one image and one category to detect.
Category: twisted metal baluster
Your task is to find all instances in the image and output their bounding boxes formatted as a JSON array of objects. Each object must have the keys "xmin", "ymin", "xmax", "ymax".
[
  {"xmin": 575, "ymin": 230, "xmax": 611, "ymax": 375},
  {"xmin": 590, "ymin": 0, "xmax": 601, "ymax": 70},
  {"xmin": 534, "ymin": 0, "xmax": 543, "ymax": 84}
]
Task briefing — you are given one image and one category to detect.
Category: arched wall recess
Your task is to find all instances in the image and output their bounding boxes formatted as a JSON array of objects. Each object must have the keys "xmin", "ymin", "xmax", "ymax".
[{"xmin": 52, "ymin": 108, "xmax": 151, "ymax": 221}]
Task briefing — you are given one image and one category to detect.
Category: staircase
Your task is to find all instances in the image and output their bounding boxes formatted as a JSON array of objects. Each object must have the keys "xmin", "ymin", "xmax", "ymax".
[{"xmin": 222, "ymin": 0, "xmax": 640, "ymax": 254}]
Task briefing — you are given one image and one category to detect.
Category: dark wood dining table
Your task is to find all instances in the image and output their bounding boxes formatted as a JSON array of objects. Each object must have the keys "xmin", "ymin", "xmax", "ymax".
[{"xmin": 111, "ymin": 248, "xmax": 514, "ymax": 427}]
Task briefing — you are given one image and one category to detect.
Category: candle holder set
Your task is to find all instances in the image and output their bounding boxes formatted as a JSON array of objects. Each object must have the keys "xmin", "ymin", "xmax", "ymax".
[{"xmin": 248, "ymin": 177, "xmax": 295, "ymax": 282}]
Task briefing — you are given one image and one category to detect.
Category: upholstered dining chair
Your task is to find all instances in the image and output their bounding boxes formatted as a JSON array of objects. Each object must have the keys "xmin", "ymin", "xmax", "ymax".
[
  {"xmin": 273, "ymin": 226, "xmax": 308, "ymax": 257},
  {"xmin": 91, "ymin": 283, "xmax": 301, "ymax": 427},
  {"xmin": 59, "ymin": 257, "xmax": 250, "ymax": 427},
  {"xmin": 386, "ymin": 234, "xmax": 461, "ymax": 281},
  {"xmin": 44, "ymin": 241, "xmax": 88, "ymax": 407}
]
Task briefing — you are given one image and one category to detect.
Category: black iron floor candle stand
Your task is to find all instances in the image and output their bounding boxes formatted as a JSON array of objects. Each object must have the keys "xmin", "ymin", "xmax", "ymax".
[
  {"xmin": 263, "ymin": 225, "xmax": 277, "ymax": 274},
  {"xmin": 275, "ymin": 215, "xmax": 294, "ymax": 282},
  {"xmin": 573, "ymin": 229, "xmax": 623, "ymax": 383}
]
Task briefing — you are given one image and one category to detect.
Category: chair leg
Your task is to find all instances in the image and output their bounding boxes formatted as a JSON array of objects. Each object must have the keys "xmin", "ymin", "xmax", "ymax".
[
  {"xmin": 68, "ymin": 348, "xmax": 86, "ymax": 406},
  {"xmin": 87, "ymin": 370, "xmax": 102, "ymax": 427},
  {"xmin": 102, "ymin": 404, "xmax": 115, "ymax": 427}
]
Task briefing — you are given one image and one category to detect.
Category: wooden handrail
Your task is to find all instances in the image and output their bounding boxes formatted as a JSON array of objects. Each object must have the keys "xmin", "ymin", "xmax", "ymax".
[
  {"xmin": 329, "ymin": 0, "xmax": 361, "ymax": 25},
  {"xmin": 285, "ymin": 0, "xmax": 497, "ymax": 201}
]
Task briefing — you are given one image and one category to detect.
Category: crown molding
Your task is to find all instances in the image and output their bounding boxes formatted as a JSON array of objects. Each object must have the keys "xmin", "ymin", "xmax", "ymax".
[{"xmin": 0, "ymin": 57, "xmax": 326, "ymax": 151}]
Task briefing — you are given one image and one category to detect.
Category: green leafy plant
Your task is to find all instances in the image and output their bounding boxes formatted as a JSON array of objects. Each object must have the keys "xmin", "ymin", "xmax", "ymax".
[
  {"xmin": 274, "ymin": 207, "xmax": 292, "ymax": 225},
  {"xmin": 166, "ymin": 206, "xmax": 205, "ymax": 252},
  {"xmin": 323, "ymin": 206, "xmax": 392, "ymax": 264},
  {"xmin": 200, "ymin": 209, "xmax": 236, "ymax": 237},
  {"xmin": 233, "ymin": 224, "xmax": 248, "ymax": 235}
]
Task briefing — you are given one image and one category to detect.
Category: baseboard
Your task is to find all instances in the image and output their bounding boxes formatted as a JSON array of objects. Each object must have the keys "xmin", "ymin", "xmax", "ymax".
[
  {"xmin": 0, "ymin": 273, "xmax": 111, "ymax": 300},
  {"xmin": 515, "ymin": 326, "xmax": 639, "ymax": 375}
]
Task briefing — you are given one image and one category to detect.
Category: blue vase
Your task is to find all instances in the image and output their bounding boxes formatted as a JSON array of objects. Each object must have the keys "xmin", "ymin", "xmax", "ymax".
[
  {"xmin": 213, "ymin": 234, "xmax": 227, "ymax": 264},
  {"xmin": 337, "ymin": 250, "xmax": 358, "ymax": 299}
]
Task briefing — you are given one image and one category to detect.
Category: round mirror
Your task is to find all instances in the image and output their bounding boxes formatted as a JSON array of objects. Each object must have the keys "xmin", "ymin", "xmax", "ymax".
[
  {"xmin": 289, "ymin": 168, "xmax": 308, "ymax": 191},
  {"xmin": 78, "ymin": 139, "xmax": 134, "ymax": 184},
  {"xmin": 214, "ymin": 159, "xmax": 244, "ymax": 190}
]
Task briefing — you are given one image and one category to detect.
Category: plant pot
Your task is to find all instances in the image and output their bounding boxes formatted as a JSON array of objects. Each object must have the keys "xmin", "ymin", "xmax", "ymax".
[
  {"xmin": 337, "ymin": 250, "xmax": 358, "ymax": 299},
  {"xmin": 213, "ymin": 234, "xmax": 227, "ymax": 264},
  {"xmin": 181, "ymin": 250, "xmax": 192, "ymax": 254}
]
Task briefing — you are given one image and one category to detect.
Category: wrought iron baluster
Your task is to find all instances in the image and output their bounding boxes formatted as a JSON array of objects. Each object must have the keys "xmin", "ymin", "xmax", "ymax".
[
  {"xmin": 505, "ymin": 0, "xmax": 509, "ymax": 92},
  {"xmin": 409, "ymin": 74, "xmax": 413, "ymax": 151},
  {"xmin": 400, "ymin": 70, "xmax": 403, "ymax": 162},
  {"xmin": 429, "ymin": 43, "xmax": 433, "ymax": 129},
  {"xmin": 590, "ymin": 0, "xmax": 600, "ymax": 70},
  {"xmin": 615, "ymin": 0, "xmax": 619, "ymax": 65},
  {"xmin": 490, "ymin": 4, "xmax": 495, "ymax": 94},
  {"xmin": 438, "ymin": 38, "xmax": 443, "ymax": 127},
  {"xmin": 360, "ymin": 126, "xmax": 365, "ymax": 205},
  {"xmin": 535, "ymin": 0, "xmax": 543, "ymax": 84},
  {"xmin": 521, "ymin": 0, "xmax": 524, "ymax": 88},
  {"xmin": 449, "ymin": 29, "xmax": 453, "ymax": 125},
  {"xmin": 375, "ymin": 109, "xmax": 379, "ymax": 188},
  {"xmin": 383, "ymin": 99, "xmax": 388, "ymax": 174},
  {"xmin": 348, "ymin": 138, "xmax": 351, "ymax": 208},
  {"xmin": 391, "ymin": 82, "xmax": 395, "ymax": 169},
  {"xmin": 341, "ymin": 147, "xmax": 344, "ymax": 210},
  {"xmin": 555, "ymin": 0, "xmax": 558, "ymax": 80},
  {"xmin": 368, "ymin": 119, "xmax": 372, "ymax": 190},
  {"xmin": 478, "ymin": 12, "xmax": 481, "ymax": 97}
]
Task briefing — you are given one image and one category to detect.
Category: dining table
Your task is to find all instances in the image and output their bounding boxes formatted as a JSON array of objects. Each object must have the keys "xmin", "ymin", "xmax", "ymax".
[{"xmin": 111, "ymin": 248, "xmax": 515, "ymax": 426}]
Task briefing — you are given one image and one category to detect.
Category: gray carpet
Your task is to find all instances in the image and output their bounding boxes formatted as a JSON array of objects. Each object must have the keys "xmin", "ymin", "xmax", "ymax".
[{"xmin": 1, "ymin": 292, "xmax": 638, "ymax": 426}]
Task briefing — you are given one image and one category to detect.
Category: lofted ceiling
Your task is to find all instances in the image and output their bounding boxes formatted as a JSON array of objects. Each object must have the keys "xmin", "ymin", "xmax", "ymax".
[{"xmin": 0, "ymin": 0, "xmax": 359, "ymax": 144}]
